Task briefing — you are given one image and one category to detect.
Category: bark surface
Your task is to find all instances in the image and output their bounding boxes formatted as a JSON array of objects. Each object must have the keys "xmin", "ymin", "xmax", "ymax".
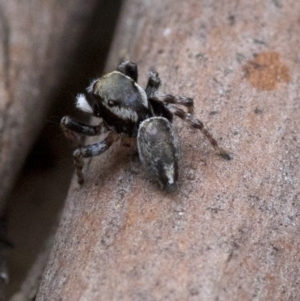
[{"xmin": 37, "ymin": 1, "xmax": 300, "ymax": 300}]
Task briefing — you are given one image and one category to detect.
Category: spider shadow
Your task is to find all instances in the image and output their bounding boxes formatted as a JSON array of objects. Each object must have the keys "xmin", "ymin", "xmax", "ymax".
[{"xmin": 82, "ymin": 140, "xmax": 141, "ymax": 189}]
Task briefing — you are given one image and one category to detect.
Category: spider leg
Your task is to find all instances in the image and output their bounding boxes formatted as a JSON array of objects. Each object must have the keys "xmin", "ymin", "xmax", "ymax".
[
  {"xmin": 153, "ymin": 92, "xmax": 194, "ymax": 114},
  {"xmin": 61, "ymin": 116, "xmax": 108, "ymax": 147},
  {"xmin": 145, "ymin": 70, "xmax": 161, "ymax": 97},
  {"xmin": 168, "ymin": 104, "xmax": 231, "ymax": 160},
  {"xmin": 117, "ymin": 61, "xmax": 138, "ymax": 82},
  {"xmin": 73, "ymin": 132, "xmax": 120, "ymax": 184},
  {"xmin": 145, "ymin": 70, "xmax": 193, "ymax": 112}
]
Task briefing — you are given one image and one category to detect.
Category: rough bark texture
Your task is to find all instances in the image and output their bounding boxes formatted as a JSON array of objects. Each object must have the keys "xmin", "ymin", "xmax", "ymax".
[
  {"xmin": 37, "ymin": 0, "xmax": 300, "ymax": 300},
  {"xmin": 0, "ymin": 0, "xmax": 99, "ymax": 211}
]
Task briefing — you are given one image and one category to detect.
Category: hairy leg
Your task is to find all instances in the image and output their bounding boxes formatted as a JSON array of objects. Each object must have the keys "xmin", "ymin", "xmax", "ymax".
[
  {"xmin": 145, "ymin": 70, "xmax": 161, "ymax": 97},
  {"xmin": 73, "ymin": 132, "xmax": 120, "ymax": 184},
  {"xmin": 154, "ymin": 92, "xmax": 194, "ymax": 113},
  {"xmin": 117, "ymin": 61, "xmax": 138, "ymax": 82},
  {"xmin": 168, "ymin": 104, "xmax": 231, "ymax": 160},
  {"xmin": 61, "ymin": 116, "xmax": 108, "ymax": 147},
  {"xmin": 145, "ymin": 69, "xmax": 193, "ymax": 112}
]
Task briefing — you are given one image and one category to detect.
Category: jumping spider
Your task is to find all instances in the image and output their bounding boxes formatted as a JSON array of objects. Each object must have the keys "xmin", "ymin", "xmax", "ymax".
[{"xmin": 61, "ymin": 61, "xmax": 231, "ymax": 190}]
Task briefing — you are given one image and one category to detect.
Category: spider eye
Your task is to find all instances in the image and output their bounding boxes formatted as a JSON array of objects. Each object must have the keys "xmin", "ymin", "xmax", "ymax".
[{"xmin": 108, "ymin": 99, "xmax": 119, "ymax": 107}]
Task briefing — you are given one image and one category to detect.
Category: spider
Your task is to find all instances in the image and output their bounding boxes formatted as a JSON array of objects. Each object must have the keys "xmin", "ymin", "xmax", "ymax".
[{"xmin": 61, "ymin": 61, "xmax": 231, "ymax": 190}]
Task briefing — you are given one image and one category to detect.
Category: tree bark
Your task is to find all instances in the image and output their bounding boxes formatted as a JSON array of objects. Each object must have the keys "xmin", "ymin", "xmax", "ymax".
[{"xmin": 37, "ymin": 0, "xmax": 300, "ymax": 300}]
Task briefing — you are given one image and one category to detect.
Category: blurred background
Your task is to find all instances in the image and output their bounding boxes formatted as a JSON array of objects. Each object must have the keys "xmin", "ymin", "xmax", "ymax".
[{"xmin": 1, "ymin": 1, "xmax": 123, "ymax": 298}]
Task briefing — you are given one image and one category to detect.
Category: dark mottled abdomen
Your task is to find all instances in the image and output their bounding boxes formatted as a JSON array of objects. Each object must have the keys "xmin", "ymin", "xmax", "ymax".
[{"xmin": 137, "ymin": 117, "xmax": 180, "ymax": 190}]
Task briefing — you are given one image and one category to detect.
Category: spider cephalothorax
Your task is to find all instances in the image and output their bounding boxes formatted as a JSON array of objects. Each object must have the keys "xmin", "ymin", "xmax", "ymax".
[{"xmin": 61, "ymin": 61, "xmax": 231, "ymax": 190}]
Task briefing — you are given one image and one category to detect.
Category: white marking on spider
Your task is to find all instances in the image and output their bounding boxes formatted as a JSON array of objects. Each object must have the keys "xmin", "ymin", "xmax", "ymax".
[
  {"xmin": 103, "ymin": 102, "xmax": 139, "ymax": 122},
  {"xmin": 86, "ymin": 79, "xmax": 98, "ymax": 93},
  {"xmin": 134, "ymin": 82, "xmax": 148, "ymax": 109},
  {"xmin": 76, "ymin": 94, "xmax": 93, "ymax": 114},
  {"xmin": 165, "ymin": 163, "xmax": 175, "ymax": 185}
]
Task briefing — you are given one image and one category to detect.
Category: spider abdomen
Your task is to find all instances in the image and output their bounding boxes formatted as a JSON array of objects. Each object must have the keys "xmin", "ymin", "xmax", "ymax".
[{"xmin": 137, "ymin": 117, "xmax": 180, "ymax": 190}]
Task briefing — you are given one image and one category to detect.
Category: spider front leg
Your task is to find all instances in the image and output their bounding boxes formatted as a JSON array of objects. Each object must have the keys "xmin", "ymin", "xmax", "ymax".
[
  {"xmin": 168, "ymin": 105, "xmax": 231, "ymax": 160},
  {"xmin": 61, "ymin": 116, "xmax": 108, "ymax": 147},
  {"xmin": 117, "ymin": 61, "xmax": 138, "ymax": 82},
  {"xmin": 145, "ymin": 71, "xmax": 194, "ymax": 113},
  {"xmin": 145, "ymin": 70, "xmax": 161, "ymax": 97},
  {"xmin": 73, "ymin": 132, "xmax": 120, "ymax": 184}
]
